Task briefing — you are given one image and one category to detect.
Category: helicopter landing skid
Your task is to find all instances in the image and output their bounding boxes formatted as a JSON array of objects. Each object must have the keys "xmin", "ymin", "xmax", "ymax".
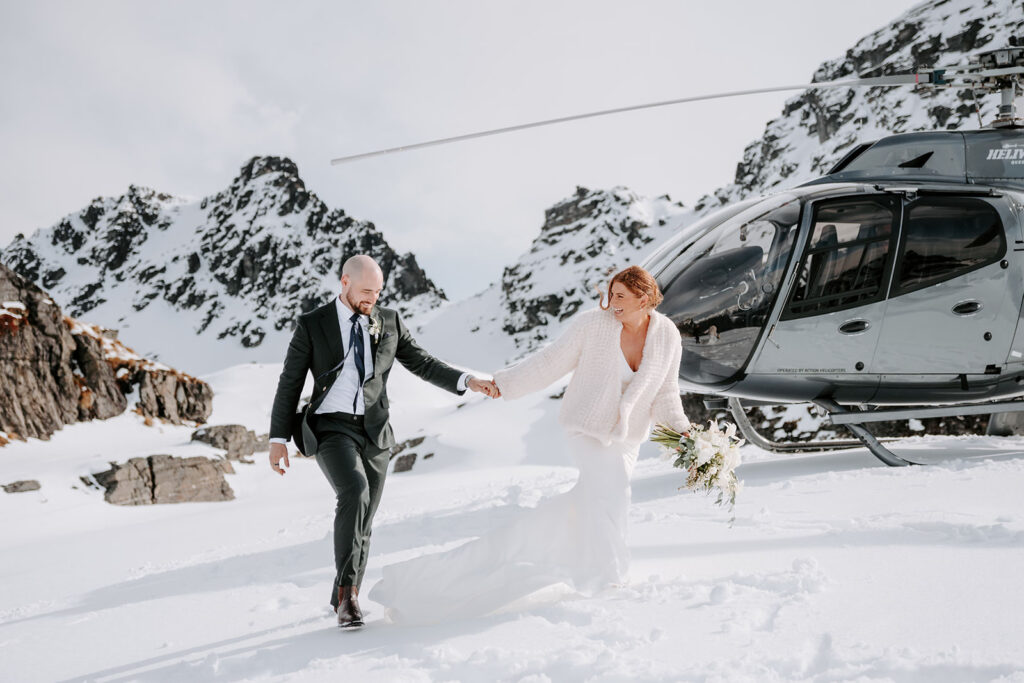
[
  {"xmin": 812, "ymin": 399, "xmax": 920, "ymax": 467},
  {"xmin": 726, "ymin": 397, "xmax": 918, "ymax": 466}
]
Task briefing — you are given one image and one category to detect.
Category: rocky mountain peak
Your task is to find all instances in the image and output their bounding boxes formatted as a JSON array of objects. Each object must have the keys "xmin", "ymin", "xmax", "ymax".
[
  {"xmin": 238, "ymin": 155, "xmax": 301, "ymax": 184},
  {"xmin": 499, "ymin": 186, "xmax": 685, "ymax": 349},
  {"xmin": 1, "ymin": 156, "xmax": 446, "ymax": 372}
]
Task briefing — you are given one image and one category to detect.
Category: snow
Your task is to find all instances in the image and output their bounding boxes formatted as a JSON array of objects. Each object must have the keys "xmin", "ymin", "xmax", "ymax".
[
  {"xmin": 0, "ymin": 301, "xmax": 27, "ymax": 321},
  {"xmin": 1, "ymin": 362, "xmax": 1023, "ymax": 682}
]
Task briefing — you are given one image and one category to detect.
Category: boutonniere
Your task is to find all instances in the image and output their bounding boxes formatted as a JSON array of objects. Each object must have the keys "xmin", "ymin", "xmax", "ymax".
[{"xmin": 368, "ymin": 316, "xmax": 382, "ymax": 343}]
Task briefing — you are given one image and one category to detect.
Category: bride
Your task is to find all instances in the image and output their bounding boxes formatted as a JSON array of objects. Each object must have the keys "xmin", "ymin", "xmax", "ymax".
[{"xmin": 368, "ymin": 265, "xmax": 691, "ymax": 623}]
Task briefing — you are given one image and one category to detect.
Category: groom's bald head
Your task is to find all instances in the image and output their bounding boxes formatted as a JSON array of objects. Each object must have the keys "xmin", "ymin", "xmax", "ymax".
[
  {"xmin": 340, "ymin": 254, "xmax": 384, "ymax": 315},
  {"xmin": 342, "ymin": 254, "xmax": 382, "ymax": 280}
]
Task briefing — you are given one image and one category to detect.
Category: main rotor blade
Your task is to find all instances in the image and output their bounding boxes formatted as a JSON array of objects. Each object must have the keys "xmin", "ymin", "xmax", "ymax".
[{"xmin": 329, "ymin": 72, "xmax": 939, "ymax": 165}]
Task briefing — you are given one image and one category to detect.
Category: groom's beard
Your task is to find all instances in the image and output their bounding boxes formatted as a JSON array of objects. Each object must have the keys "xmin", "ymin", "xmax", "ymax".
[{"xmin": 345, "ymin": 292, "xmax": 374, "ymax": 315}]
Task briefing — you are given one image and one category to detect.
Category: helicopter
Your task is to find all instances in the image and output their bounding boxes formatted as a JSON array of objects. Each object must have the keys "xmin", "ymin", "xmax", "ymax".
[{"xmin": 332, "ymin": 46, "xmax": 1024, "ymax": 467}]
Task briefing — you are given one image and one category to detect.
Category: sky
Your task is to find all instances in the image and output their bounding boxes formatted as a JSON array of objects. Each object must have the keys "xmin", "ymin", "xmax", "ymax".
[{"xmin": 0, "ymin": 0, "xmax": 924, "ymax": 301}]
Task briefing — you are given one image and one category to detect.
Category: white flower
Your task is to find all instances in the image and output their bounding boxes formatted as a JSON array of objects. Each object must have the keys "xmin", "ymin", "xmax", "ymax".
[{"xmin": 694, "ymin": 439, "xmax": 716, "ymax": 466}]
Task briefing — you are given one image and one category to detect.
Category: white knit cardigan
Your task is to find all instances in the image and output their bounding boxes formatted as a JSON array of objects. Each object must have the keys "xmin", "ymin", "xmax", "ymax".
[{"xmin": 493, "ymin": 307, "xmax": 691, "ymax": 446}]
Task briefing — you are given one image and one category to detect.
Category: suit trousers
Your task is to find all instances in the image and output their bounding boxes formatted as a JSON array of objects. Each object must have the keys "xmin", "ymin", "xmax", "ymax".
[{"xmin": 312, "ymin": 411, "xmax": 390, "ymax": 608}]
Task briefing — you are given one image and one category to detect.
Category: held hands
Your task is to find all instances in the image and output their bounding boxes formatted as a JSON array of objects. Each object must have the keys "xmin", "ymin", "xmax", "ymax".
[
  {"xmin": 269, "ymin": 442, "xmax": 291, "ymax": 475},
  {"xmin": 468, "ymin": 376, "xmax": 502, "ymax": 398}
]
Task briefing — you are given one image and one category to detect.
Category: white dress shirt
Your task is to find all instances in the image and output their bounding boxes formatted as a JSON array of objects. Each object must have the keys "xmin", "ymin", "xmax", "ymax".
[
  {"xmin": 270, "ymin": 295, "xmax": 471, "ymax": 445},
  {"xmin": 316, "ymin": 296, "xmax": 375, "ymax": 416}
]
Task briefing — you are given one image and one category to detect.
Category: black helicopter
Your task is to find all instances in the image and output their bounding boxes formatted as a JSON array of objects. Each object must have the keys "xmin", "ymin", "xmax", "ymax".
[{"xmin": 332, "ymin": 46, "xmax": 1024, "ymax": 467}]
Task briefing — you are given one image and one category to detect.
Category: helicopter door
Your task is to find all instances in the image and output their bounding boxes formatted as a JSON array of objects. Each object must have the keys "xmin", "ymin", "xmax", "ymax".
[
  {"xmin": 751, "ymin": 196, "xmax": 899, "ymax": 402},
  {"xmin": 871, "ymin": 195, "xmax": 1012, "ymax": 379}
]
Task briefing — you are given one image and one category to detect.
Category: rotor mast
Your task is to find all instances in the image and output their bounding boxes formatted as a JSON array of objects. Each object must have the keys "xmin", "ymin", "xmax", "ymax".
[{"xmin": 968, "ymin": 47, "xmax": 1024, "ymax": 128}]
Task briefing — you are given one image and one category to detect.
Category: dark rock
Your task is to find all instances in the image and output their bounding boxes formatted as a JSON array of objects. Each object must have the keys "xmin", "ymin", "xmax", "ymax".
[
  {"xmin": 390, "ymin": 436, "xmax": 428, "ymax": 472},
  {"xmin": 93, "ymin": 454, "xmax": 234, "ymax": 505},
  {"xmin": 191, "ymin": 424, "xmax": 258, "ymax": 459},
  {"xmin": 70, "ymin": 330, "xmax": 127, "ymax": 420},
  {"xmin": 393, "ymin": 453, "xmax": 417, "ymax": 473},
  {"xmin": 0, "ymin": 263, "xmax": 80, "ymax": 440},
  {"xmin": 127, "ymin": 368, "xmax": 213, "ymax": 425},
  {"xmin": 390, "ymin": 436, "xmax": 426, "ymax": 458},
  {"xmin": 93, "ymin": 457, "xmax": 152, "ymax": 505},
  {"xmin": 3, "ymin": 480, "xmax": 41, "ymax": 493}
]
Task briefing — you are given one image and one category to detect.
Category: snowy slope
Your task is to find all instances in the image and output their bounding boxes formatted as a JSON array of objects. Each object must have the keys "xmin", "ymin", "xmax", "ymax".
[
  {"xmin": 1, "ymin": 362, "xmax": 1022, "ymax": 681},
  {"xmin": 0, "ymin": 157, "xmax": 446, "ymax": 374}
]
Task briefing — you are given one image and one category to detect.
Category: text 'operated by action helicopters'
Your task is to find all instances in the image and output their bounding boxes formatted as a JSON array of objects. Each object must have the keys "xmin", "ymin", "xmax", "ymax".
[{"xmin": 332, "ymin": 46, "xmax": 1024, "ymax": 467}]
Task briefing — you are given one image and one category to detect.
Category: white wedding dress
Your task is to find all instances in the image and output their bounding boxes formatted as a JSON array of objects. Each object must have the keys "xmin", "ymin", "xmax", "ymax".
[{"xmin": 368, "ymin": 354, "xmax": 643, "ymax": 624}]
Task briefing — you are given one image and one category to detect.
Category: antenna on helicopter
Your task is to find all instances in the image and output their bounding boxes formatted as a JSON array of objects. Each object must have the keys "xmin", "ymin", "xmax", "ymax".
[{"xmin": 329, "ymin": 47, "xmax": 1024, "ymax": 165}]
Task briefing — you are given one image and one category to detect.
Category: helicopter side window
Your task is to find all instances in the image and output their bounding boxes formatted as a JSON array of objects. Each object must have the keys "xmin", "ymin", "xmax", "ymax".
[
  {"xmin": 893, "ymin": 197, "xmax": 1005, "ymax": 295},
  {"xmin": 785, "ymin": 197, "xmax": 898, "ymax": 318}
]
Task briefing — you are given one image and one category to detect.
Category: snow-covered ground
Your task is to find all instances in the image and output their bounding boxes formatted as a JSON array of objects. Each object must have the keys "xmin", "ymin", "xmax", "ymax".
[{"xmin": 2, "ymin": 362, "xmax": 1023, "ymax": 682}]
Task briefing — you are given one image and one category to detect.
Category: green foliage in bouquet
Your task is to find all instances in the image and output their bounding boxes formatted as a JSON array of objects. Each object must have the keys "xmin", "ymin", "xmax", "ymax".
[{"xmin": 651, "ymin": 421, "xmax": 743, "ymax": 525}]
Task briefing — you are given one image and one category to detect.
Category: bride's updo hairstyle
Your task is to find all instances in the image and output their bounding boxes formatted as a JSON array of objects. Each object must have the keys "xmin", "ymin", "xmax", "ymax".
[{"xmin": 598, "ymin": 265, "xmax": 663, "ymax": 311}]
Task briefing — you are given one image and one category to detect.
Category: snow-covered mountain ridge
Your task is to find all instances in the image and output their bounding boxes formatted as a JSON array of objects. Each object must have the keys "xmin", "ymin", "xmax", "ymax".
[{"xmin": 0, "ymin": 156, "xmax": 445, "ymax": 370}]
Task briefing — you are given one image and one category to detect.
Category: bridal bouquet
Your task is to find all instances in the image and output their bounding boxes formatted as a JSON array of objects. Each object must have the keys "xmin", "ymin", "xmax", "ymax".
[{"xmin": 651, "ymin": 420, "xmax": 743, "ymax": 524}]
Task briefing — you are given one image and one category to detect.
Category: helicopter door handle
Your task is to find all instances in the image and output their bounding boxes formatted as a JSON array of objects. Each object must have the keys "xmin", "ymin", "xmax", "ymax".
[
  {"xmin": 839, "ymin": 319, "xmax": 870, "ymax": 334},
  {"xmin": 952, "ymin": 301, "xmax": 982, "ymax": 315}
]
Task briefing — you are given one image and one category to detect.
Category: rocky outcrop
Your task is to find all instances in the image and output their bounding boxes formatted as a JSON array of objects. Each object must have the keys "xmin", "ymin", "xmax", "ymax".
[
  {"xmin": 68, "ymin": 327, "xmax": 127, "ymax": 420},
  {"xmin": 191, "ymin": 424, "xmax": 259, "ymax": 460},
  {"xmin": 3, "ymin": 480, "xmax": 41, "ymax": 493},
  {"xmin": 129, "ymin": 368, "xmax": 212, "ymax": 424},
  {"xmin": 390, "ymin": 435, "xmax": 434, "ymax": 473},
  {"xmin": 0, "ymin": 262, "xmax": 212, "ymax": 445},
  {"xmin": 1, "ymin": 156, "xmax": 446, "ymax": 369},
  {"xmin": 1, "ymin": 263, "xmax": 92, "ymax": 440},
  {"xmin": 67, "ymin": 319, "xmax": 212, "ymax": 425},
  {"xmin": 92, "ymin": 454, "xmax": 234, "ymax": 505}
]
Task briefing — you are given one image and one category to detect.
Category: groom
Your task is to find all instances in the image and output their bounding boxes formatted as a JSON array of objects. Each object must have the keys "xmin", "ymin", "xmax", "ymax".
[{"xmin": 268, "ymin": 254, "xmax": 498, "ymax": 629}]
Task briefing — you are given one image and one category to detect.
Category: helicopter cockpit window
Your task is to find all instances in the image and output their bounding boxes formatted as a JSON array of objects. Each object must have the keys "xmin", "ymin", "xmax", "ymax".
[
  {"xmin": 785, "ymin": 197, "xmax": 898, "ymax": 318},
  {"xmin": 657, "ymin": 195, "xmax": 801, "ymax": 385},
  {"xmin": 831, "ymin": 133, "xmax": 967, "ymax": 181},
  {"xmin": 893, "ymin": 196, "xmax": 1005, "ymax": 295}
]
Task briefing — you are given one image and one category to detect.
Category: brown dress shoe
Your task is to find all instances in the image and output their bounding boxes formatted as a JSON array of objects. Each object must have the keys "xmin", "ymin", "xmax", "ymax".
[{"xmin": 336, "ymin": 585, "xmax": 364, "ymax": 629}]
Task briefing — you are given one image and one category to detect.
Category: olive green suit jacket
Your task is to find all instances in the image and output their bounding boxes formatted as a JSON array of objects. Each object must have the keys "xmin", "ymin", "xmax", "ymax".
[{"xmin": 269, "ymin": 300, "xmax": 465, "ymax": 452}]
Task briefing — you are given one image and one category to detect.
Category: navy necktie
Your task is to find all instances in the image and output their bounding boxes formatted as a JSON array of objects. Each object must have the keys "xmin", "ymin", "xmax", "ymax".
[{"xmin": 349, "ymin": 312, "xmax": 365, "ymax": 412}]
